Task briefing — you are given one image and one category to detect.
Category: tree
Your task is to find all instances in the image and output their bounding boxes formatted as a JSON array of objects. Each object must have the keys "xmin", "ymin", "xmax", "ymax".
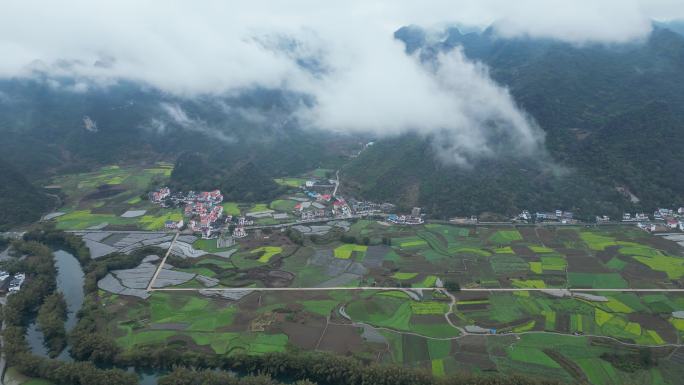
[{"xmin": 444, "ymin": 280, "xmax": 461, "ymax": 292}]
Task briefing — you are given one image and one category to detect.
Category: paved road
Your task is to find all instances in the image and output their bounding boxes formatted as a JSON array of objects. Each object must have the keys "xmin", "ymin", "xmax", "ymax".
[
  {"xmin": 146, "ymin": 231, "xmax": 179, "ymax": 291},
  {"xmin": 152, "ymin": 286, "xmax": 684, "ymax": 292}
]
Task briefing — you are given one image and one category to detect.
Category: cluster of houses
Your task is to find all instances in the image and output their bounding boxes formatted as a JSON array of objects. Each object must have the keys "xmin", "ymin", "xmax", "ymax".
[
  {"xmin": 634, "ymin": 207, "xmax": 684, "ymax": 232},
  {"xmin": 292, "ymin": 196, "xmax": 353, "ymax": 221},
  {"xmin": 149, "ymin": 187, "xmax": 171, "ymax": 203},
  {"xmin": 185, "ymin": 191, "xmax": 225, "ymax": 238},
  {"xmin": 292, "ymin": 177, "xmax": 355, "ymax": 221},
  {"xmin": 348, "ymin": 200, "xmax": 395, "ymax": 215},
  {"xmin": 388, "ymin": 207, "xmax": 425, "ymax": 225},
  {"xmin": 150, "ymin": 187, "xmax": 228, "ymax": 238},
  {"xmin": 513, "ymin": 210, "xmax": 575, "ymax": 224},
  {"xmin": 1, "ymin": 270, "xmax": 25, "ymax": 294}
]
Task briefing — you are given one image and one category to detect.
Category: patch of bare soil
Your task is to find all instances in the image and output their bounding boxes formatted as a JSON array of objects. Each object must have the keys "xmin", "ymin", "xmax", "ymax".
[
  {"xmin": 316, "ymin": 324, "xmax": 365, "ymax": 353},
  {"xmin": 245, "ymin": 268, "xmax": 295, "ymax": 287},
  {"xmin": 411, "ymin": 314, "xmax": 448, "ymax": 325},
  {"xmin": 279, "ymin": 319, "xmax": 327, "ymax": 350},
  {"xmin": 622, "ymin": 262, "xmax": 668, "ymax": 283},
  {"xmin": 511, "ymin": 245, "xmax": 535, "ymax": 258},
  {"xmin": 627, "ymin": 313, "xmax": 678, "ymax": 343},
  {"xmin": 597, "ymin": 246, "xmax": 621, "ymax": 263},
  {"xmin": 556, "ymin": 312, "xmax": 570, "ymax": 333},
  {"xmin": 639, "ymin": 236, "xmax": 684, "ymax": 256},
  {"xmin": 519, "ymin": 227, "xmax": 541, "ymax": 243},
  {"xmin": 457, "ymin": 303, "xmax": 489, "ymax": 311},
  {"xmin": 84, "ymin": 184, "xmax": 126, "ymax": 200},
  {"xmin": 453, "ymin": 352, "xmax": 497, "ymax": 371},
  {"xmin": 456, "ymin": 292, "xmax": 491, "ymax": 301},
  {"xmin": 168, "ymin": 334, "xmax": 215, "ymax": 355},
  {"xmin": 567, "ymin": 257, "xmax": 610, "ymax": 273}
]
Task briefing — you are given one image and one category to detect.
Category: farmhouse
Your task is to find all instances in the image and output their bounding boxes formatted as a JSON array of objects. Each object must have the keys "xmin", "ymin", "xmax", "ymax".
[
  {"xmin": 149, "ymin": 187, "xmax": 170, "ymax": 203},
  {"xmin": 388, "ymin": 213, "xmax": 424, "ymax": 225},
  {"xmin": 233, "ymin": 226, "xmax": 247, "ymax": 238},
  {"xmin": 164, "ymin": 219, "xmax": 184, "ymax": 230}
]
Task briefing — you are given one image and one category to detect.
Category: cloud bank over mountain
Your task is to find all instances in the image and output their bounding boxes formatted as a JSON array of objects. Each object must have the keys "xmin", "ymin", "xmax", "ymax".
[{"xmin": 1, "ymin": 0, "xmax": 682, "ymax": 164}]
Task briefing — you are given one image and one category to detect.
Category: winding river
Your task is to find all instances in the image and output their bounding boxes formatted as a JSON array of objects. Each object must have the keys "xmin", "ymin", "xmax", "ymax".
[
  {"xmin": 25, "ymin": 250, "xmax": 164, "ymax": 383},
  {"xmin": 26, "ymin": 250, "xmax": 84, "ymax": 361}
]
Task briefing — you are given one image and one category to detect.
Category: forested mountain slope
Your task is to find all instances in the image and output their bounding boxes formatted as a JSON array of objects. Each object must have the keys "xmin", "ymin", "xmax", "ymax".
[
  {"xmin": 343, "ymin": 25, "xmax": 684, "ymax": 219},
  {"xmin": 0, "ymin": 158, "xmax": 53, "ymax": 230}
]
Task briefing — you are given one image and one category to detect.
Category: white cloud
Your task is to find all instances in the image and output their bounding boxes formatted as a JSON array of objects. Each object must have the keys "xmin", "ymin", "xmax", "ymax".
[
  {"xmin": 0, "ymin": 0, "xmax": 682, "ymax": 164},
  {"xmin": 153, "ymin": 102, "xmax": 236, "ymax": 143}
]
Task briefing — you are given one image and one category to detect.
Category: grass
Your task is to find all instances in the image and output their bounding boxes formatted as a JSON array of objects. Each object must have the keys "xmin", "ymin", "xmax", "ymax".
[
  {"xmin": 513, "ymin": 320, "xmax": 536, "ymax": 332},
  {"xmin": 55, "ymin": 210, "xmax": 126, "ymax": 229},
  {"xmin": 632, "ymin": 255, "xmax": 684, "ymax": 279},
  {"xmin": 334, "ymin": 244, "xmax": 367, "ymax": 259},
  {"xmin": 392, "ymin": 272, "xmax": 418, "ymax": 280},
  {"xmin": 346, "ymin": 296, "xmax": 412, "ymax": 331},
  {"xmin": 221, "ymin": 202, "xmax": 241, "ymax": 216},
  {"xmin": 448, "ymin": 247, "xmax": 491, "ymax": 257},
  {"xmin": 248, "ymin": 203, "xmax": 270, "ymax": 213},
  {"xmin": 300, "ymin": 300, "xmax": 339, "ymax": 316},
  {"xmin": 127, "ymin": 196, "xmax": 142, "ymax": 204},
  {"xmin": 529, "ymin": 261, "xmax": 543, "ymax": 274},
  {"xmin": 529, "ymin": 245, "xmax": 554, "ymax": 253},
  {"xmin": 269, "ymin": 199, "xmax": 298, "ymax": 212},
  {"xmin": 193, "ymin": 239, "xmax": 234, "ymax": 253},
  {"xmin": 507, "ymin": 346, "xmax": 560, "ymax": 368},
  {"xmin": 511, "ymin": 279, "xmax": 546, "ymax": 289},
  {"xmin": 541, "ymin": 256, "xmax": 567, "ymax": 271},
  {"xmin": 431, "ymin": 359, "xmax": 445, "ymax": 376},
  {"xmin": 273, "ymin": 177, "xmax": 306, "ymax": 188},
  {"xmin": 378, "ymin": 290, "xmax": 411, "ymax": 299},
  {"xmin": 568, "ymin": 273, "xmax": 627, "ymax": 289},
  {"xmin": 311, "ymin": 168, "xmax": 332, "ymax": 178},
  {"xmin": 139, "ymin": 210, "xmax": 183, "ymax": 230},
  {"xmin": 416, "ymin": 275, "xmax": 438, "ymax": 288},
  {"xmin": 410, "ymin": 301, "xmax": 448, "ymax": 315},
  {"xmin": 400, "ymin": 240, "xmax": 428, "ymax": 248},
  {"xmin": 489, "ymin": 230, "xmax": 522, "ymax": 244},
  {"xmin": 251, "ymin": 246, "xmax": 283, "ymax": 263},
  {"xmin": 494, "ymin": 246, "xmax": 515, "ymax": 254}
]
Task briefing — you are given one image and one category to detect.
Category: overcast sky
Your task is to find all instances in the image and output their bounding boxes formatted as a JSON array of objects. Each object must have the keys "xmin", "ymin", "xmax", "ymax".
[{"xmin": 1, "ymin": 0, "xmax": 683, "ymax": 164}]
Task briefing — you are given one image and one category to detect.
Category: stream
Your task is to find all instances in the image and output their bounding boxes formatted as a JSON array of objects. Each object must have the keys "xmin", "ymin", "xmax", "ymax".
[{"xmin": 25, "ymin": 250, "xmax": 163, "ymax": 383}]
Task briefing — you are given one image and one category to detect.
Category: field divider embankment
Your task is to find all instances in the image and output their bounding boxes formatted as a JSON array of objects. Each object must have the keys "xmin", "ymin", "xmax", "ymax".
[{"xmin": 146, "ymin": 231, "xmax": 180, "ymax": 291}]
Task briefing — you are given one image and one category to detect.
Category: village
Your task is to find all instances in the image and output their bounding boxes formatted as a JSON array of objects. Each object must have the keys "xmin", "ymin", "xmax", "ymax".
[
  {"xmin": 148, "ymin": 175, "xmax": 684, "ymax": 243},
  {"xmin": 510, "ymin": 207, "xmax": 684, "ymax": 232},
  {"xmin": 147, "ymin": 175, "xmax": 425, "ymax": 241}
]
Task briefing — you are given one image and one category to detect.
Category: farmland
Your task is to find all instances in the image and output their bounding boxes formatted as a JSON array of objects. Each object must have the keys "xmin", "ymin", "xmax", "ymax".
[
  {"xmin": 83, "ymin": 220, "xmax": 684, "ymax": 384},
  {"xmin": 100, "ymin": 286, "xmax": 684, "ymax": 385},
  {"xmin": 46, "ymin": 164, "xmax": 180, "ymax": 231}
]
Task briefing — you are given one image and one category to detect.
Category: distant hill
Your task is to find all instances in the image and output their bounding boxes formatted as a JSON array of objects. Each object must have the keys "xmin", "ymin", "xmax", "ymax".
[
  {"xmin": 0, "ymin": 158, "xmax": 53, "ymax": 230},
  {"xmin": 342, "ymin": 25, "xmax": 684, "ymax": 219},
  {"xmin": 170, "ymin": 152, "xmax": 285, "ymax": 202},
  {"xmin": 2, "ymin": 25, "xmax": 684, "ymax": 221}
]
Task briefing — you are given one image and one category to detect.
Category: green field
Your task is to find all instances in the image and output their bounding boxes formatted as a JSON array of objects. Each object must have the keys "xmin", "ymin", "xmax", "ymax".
[
  {"xmin": 333, "ymin": 244, "xmax": 367, "ymax": 259},
  {"xmin": 269, "ymin": 199, "xmax": 298, "ymax": 212},
  {"xmin": 58, "ymin": 211, "xmax": 684, "ymax": 385},
  {"xmin": 49, "ymin": 164, "xmax": 181, "ymax": 230},
  {"xmin": 273, "ymin": 177, "xmax": 306, "ymax": 188},
  {"xmin": 221, "ymin": 202, "xmax": 241, "ymax": 216},
  {"xmin": 252, "ymin": 246, "xmax": 283, "ymax": 263}
]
